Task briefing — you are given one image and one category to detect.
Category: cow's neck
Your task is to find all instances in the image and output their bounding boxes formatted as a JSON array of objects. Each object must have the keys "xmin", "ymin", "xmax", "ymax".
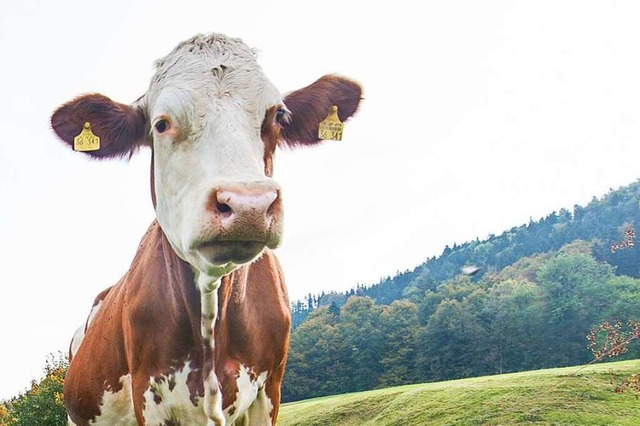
[
  {"xmin": 194, "ymin": 257, "xmax": 251, "ymax": 425},
  {"xmin": 149, "ymin": 221, "xmax": 240, "ymax": 425}
]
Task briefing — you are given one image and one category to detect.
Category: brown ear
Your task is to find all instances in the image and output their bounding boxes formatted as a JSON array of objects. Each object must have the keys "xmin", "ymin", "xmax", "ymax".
[
  {"xmin": 51, "ymin": 94, "xmax": 148, "ymax": 159},
  {"xmin": 281, "ymin": 75, "xmax": 363, "ymax": 146}
]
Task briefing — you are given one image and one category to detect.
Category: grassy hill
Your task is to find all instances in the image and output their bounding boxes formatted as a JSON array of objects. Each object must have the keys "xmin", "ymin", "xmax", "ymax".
[{"xmin": 278, "ymin": 360, "xmax": 640, "ymax": 425}]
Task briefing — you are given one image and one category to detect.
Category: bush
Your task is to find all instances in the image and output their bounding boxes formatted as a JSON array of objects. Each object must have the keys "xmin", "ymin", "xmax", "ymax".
[{"xmin": 1, "ymin": 353, "xmax": 68, "ymax": 426}]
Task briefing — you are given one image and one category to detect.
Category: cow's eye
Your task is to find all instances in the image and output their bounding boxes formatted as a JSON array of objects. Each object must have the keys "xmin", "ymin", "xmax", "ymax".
[
  {"xmin": 275, "ymin": 107, "xmax": 289, "ymax": 125},
  {"xmin": 154, "ymin": 119, "xmax": 170, "ymax": 134}
]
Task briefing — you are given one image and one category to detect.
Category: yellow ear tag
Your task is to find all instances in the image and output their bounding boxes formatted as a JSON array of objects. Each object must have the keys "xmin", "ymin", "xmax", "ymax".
[
  {"xmin": 73, "ymin": 122, "xmax": 100, "ymax": 152},
  {"xmin": 318, "ymin": 105, "xmax": 344, "ymax": 141}
]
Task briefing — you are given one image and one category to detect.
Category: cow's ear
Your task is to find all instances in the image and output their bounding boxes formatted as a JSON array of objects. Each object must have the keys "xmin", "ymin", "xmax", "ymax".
[
  {"xmin": 51, "ymin": 94, "xmax": 148, "ymax": 159},
  {"xmin": 281, "ymin": 75, "xmax": 362, "ymax": 147}
]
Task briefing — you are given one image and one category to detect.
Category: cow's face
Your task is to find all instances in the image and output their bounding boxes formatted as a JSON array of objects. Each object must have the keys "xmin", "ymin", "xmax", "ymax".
[
  {"xmin": 145, "ymin": 35, "xmax": 285, "ymax": 276},
  {"xmin": 51, "ymin": 33, "xmax": 362, "ymax": 279}
]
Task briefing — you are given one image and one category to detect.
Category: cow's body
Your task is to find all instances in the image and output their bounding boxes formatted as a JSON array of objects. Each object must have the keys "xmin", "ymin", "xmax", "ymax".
[
  {"xmin": 52, "ymin": 33, "xmax": 361, "ymax": 425},
  {"xmin": 66, "ymin": 221, "xmax": 289, "ymax": 425}
]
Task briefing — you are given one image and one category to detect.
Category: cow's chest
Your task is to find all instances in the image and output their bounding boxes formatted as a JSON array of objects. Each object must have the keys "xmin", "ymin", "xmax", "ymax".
[
  {"xmin": 141, "ymin": 362, "xmax": 208, "ymax": 424},
  {"xmin": 88, "ymin": 362, "xmax": 272, "ymax": 425}
]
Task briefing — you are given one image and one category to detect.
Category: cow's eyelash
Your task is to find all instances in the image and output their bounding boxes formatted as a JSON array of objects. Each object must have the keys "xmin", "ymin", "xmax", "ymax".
[
  {"xmin": 275, "ymin": 107, "xmax": 291, "ymax": 125},
  {"xmin": 150, "ymin": 116, "xmax": 172, "ymax": 136}
]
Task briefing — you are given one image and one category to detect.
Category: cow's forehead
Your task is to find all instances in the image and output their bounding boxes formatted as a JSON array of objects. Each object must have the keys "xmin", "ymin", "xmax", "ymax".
[{"xmin": 146, "ymin": 33, "xmax": 281, "ymax": 112}]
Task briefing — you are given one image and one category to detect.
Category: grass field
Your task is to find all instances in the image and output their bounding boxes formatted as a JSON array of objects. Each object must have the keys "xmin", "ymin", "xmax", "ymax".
[{"xmin": 278, "ymin": 360, "xmax": 640, "ymax": 425}]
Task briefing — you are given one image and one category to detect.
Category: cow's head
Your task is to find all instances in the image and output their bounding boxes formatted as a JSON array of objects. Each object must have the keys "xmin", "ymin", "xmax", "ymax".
[{"xmin": 51, "ymin": 33, "xmax": 362, "ymax": 279}]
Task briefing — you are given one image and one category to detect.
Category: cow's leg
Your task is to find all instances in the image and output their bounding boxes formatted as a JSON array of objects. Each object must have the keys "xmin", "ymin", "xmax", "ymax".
[
  {"xmin": 263, "ymin": 363, "xmax": 286, "ymax": 425},
  {"xmin": 199, "ymin": 274, "xmax": 226, "ymax": 426},
  {"xmin": 204, "ymin": 369, "xmax": 225, "ymax": 426},
  {"xmin": 235, "ymin": 386, "xmax": 274, "ymax": 426}
]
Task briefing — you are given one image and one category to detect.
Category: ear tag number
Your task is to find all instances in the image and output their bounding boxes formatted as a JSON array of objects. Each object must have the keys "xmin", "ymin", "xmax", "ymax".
[
  {"xmin": 73, "ymin": 122, "xmax": 100, "ymax": 152},
  {"xmin": 318, "ymin": 105, "xmax": 344, "ymax": 141}
]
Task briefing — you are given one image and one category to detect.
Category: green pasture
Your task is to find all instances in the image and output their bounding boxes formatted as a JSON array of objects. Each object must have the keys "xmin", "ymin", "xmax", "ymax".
[{"xmin": 279, "ymin": 360, "xmax": 640, "ymax": 425}]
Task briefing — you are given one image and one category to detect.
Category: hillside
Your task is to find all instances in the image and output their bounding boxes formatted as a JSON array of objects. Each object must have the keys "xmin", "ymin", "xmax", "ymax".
[
  {"xmin": 278, "ymin": 360, "xmax": 640, "ymax": 426},
  {"xmin": 283, "ymin": 180, "xmax": 640, "ymax": 402},
  {"xmin": 293, "ymin": 179, "xmax": 640, "ymax": 321}
]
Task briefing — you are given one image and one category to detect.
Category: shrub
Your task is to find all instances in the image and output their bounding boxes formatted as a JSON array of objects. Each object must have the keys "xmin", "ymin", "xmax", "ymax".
[
  {"xmin": 588, "ymin": 320, "xmax": 640, "ymax": 396},
  {"xmin": 1, "ymin": 353, "xmax": 68, "ymax": 426}
]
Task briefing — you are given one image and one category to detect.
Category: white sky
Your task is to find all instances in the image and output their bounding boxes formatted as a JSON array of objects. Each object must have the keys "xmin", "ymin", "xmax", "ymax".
[{"xmin": 2, "ymin": 0, "xmax": 640, "ymax": 401}]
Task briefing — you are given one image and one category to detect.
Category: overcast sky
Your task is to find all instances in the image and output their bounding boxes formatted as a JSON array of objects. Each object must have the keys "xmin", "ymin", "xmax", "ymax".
[{"xmin": 3, "ymin": 0, "xmax": 640, "ymax": 400}]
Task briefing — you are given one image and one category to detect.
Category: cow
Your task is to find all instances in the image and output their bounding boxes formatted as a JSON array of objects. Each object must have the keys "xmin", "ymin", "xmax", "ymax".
[{"xmin": 51, "ymin": 33, "xmax": 362, "ymax": 426}]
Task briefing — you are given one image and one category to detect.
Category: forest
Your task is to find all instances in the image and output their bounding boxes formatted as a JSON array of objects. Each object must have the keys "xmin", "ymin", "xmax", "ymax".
[{"xmin": 282, "ymin": 180, "xmax": 640, "ymax": 402}]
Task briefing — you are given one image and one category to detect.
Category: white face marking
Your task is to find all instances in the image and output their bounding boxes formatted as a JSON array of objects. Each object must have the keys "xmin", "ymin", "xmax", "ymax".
[
  {"xmin": 89, "ymin": 375, "xmax": 136, "ymax": 426},
  {"xmin": 146, "ymin": 34, "xmax": 283, "ymax": 279}
]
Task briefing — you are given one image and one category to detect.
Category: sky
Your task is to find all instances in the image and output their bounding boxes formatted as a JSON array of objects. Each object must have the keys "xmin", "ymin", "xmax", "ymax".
[{"xmin": 2, "ymin": 0, "xmax": 640, "ymax": 401}]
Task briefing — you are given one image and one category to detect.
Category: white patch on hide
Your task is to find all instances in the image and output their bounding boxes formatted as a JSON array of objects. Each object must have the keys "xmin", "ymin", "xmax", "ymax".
[
  {"xmin": 198, "ymin": 273, "xmax": 222, "ymax": 342},
  {"xmin": 196, "ymin": 272, "xmax": 225, "ymax": 425},
  {"xmin": 142, "ymin": 361, "xmax": 208, "ymax": 425},
  {"xmin": 204, "ymin": 370, "xmax": 225, "ymax": 425},
  {"xmin": 70, "ymin": 300, "xmax": 102, "ymax": 358},
  {"xmin": 90, "ymin": 374, "xmax": 136, "ymax": 425},
  {"xmin": 243, "ymin": 386, "xmax": 274, "ymax": 426},
  {"xmin": 225, "ymin": 365, "xmax": 272, "ymax": 425}
]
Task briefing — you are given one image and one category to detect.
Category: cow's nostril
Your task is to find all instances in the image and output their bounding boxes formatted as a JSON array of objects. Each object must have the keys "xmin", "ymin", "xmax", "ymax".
[
  {"xmin": 216, "ymin": 202, "xmax": 232, "ymax": 216},
  {"xmin": 212, "ymin": 185, "xmax": 280, "ymax": 223}
]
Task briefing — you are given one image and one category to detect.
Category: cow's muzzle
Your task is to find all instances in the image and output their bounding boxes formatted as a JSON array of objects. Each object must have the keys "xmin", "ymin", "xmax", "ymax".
[{"xmin": 197, "ymin": 182, "xmax": 283, "ymax": 264}]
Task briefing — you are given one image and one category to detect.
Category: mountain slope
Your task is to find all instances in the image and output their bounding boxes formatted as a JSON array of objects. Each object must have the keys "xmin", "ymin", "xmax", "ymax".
[{"xmin": 294, "ymin": 179, "xmax": 640, "ymax": 318}]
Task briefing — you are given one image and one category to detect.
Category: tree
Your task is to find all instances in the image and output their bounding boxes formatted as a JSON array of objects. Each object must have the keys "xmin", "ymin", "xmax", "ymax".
[
  {"xmin": 282, "ymin": 307, "xmax": 346, "ymax": 401},
  {"xmin": 0, "ymin": 403, "xmax": 15, "ymax": 426},
  {"xmin": 416, "ymin": 298, "xmax": 487, "ymax": 381},
  {"xmin": 604, "ymin": 275, "xmax": 640, "ymax": 330},
  {"xmin": 336, "ymin": 297, "xmax": 384, "ymax": 392},
  {"xmin": 483, "ymin": 279, "xmax": 546, "ymax": 373},
  {"xmin": 3, "ymin": 353, "xmax": 68, "ymax": 426},
  {"xmin": 378, "ymin": 300, "xmax": 420, "ymax": 387},
  {"xmin": 536, "ymin": 252, "xmax": 615, "ymax": 365}
]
